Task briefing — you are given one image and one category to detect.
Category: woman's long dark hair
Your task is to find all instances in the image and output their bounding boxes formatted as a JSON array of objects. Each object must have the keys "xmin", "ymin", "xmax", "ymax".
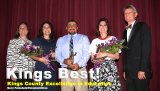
[
  {"xmin": 38, "ymin": 21, "xmax": 54, "ymax": 40},
  {"xmin": 14, "ymin": 22, "xmax": 30, "ymax": 39},
  {"xmin": 95, "ymin": 17, "xmax": 111, "ymax": 37}
]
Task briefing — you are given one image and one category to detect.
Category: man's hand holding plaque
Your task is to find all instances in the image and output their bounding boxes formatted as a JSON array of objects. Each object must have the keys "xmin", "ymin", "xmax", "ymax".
[
  {"xmin": 64, "ymin": 57, "xmax": 74, "ymax": 69},
  {"xmin": 64, "ymin": 52, "xmax": 77, "ymax": 70}
]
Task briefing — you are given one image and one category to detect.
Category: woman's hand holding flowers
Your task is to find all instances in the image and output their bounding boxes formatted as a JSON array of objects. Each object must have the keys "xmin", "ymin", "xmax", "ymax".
[{"xmin": 39, "ymin": 57, "xmax": 50, "ymax": 65}]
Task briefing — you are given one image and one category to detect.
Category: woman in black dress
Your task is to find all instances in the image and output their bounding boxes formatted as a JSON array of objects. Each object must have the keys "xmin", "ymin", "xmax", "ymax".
[{"xmin": 32, "ymin": 21, "xmax": 58, "ymax": 91}]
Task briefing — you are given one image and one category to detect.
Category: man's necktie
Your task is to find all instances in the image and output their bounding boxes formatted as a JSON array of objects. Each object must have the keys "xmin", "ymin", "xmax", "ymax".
[{"xmin": 69, "ymin": 35, "xmax": 73, "ymax": 55}]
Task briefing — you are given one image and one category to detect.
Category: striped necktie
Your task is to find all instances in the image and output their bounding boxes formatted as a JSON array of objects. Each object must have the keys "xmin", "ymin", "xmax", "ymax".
[{"xmin": 69, "ymin": 35, "xmax": 73, "ymax": 55}]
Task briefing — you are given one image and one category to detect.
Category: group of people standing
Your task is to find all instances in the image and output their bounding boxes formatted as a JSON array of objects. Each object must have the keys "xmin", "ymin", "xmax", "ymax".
[{"xmin": 6, "ymin": 4, "xmax": 152, "ymax": 91}]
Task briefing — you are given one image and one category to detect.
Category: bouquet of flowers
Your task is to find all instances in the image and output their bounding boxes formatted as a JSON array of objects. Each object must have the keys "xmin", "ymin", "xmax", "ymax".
[
  {"xmin": 98, "ymin": 38, "xmax": 125, "ymax": 54},
  {"xmin": 20, "ymin": 42, "xmax": 43, "ymax": 56},
  {"xmin": 94, "ymin": 37, "xmax": 126, "ymax": 60},
  {"xmin": 93, "ymin": 37, "xmax": 126, "ymax": 70},
  {"xmin": 20, "ymin": 43, "xmax": 55, "ymax": 71}
]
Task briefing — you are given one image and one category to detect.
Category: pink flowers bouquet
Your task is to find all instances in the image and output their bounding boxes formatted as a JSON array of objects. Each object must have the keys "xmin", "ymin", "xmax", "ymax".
[
  {"xmin": 20, "ymin": 43, "xmax": 55, "ymax": 71},
  {"xmin": 20, "ymin": 42, "xmax": 43, "ymax": 56}
]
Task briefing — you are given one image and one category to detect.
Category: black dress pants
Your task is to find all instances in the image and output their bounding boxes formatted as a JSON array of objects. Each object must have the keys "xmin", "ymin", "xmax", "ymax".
[{"xmin": 126, "ymin": 76, "xmax": 149, "ymax": 91}]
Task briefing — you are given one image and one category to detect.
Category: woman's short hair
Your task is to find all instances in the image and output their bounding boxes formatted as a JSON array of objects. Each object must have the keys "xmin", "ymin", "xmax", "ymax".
[{"xmin": 14, "ymin": 22, "xmax": 30, "ymax": 39}]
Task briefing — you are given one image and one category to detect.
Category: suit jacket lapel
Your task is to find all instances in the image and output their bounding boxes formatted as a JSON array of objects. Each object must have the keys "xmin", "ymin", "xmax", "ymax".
[{"xmin": 123, "ymin": 30, "xmax": 127, "ymax": 46}]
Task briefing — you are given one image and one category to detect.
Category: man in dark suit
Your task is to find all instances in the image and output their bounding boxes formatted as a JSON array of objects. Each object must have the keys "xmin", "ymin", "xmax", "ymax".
[{"xmin": 122, "ymin": 4, "xmax": 152, "ymax": 91}]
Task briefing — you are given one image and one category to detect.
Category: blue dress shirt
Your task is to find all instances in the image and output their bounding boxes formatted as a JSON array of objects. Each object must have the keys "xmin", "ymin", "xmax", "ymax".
[{"xmin": 55, "ymin": 33, "xmax": 90, "ymax": 68}]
